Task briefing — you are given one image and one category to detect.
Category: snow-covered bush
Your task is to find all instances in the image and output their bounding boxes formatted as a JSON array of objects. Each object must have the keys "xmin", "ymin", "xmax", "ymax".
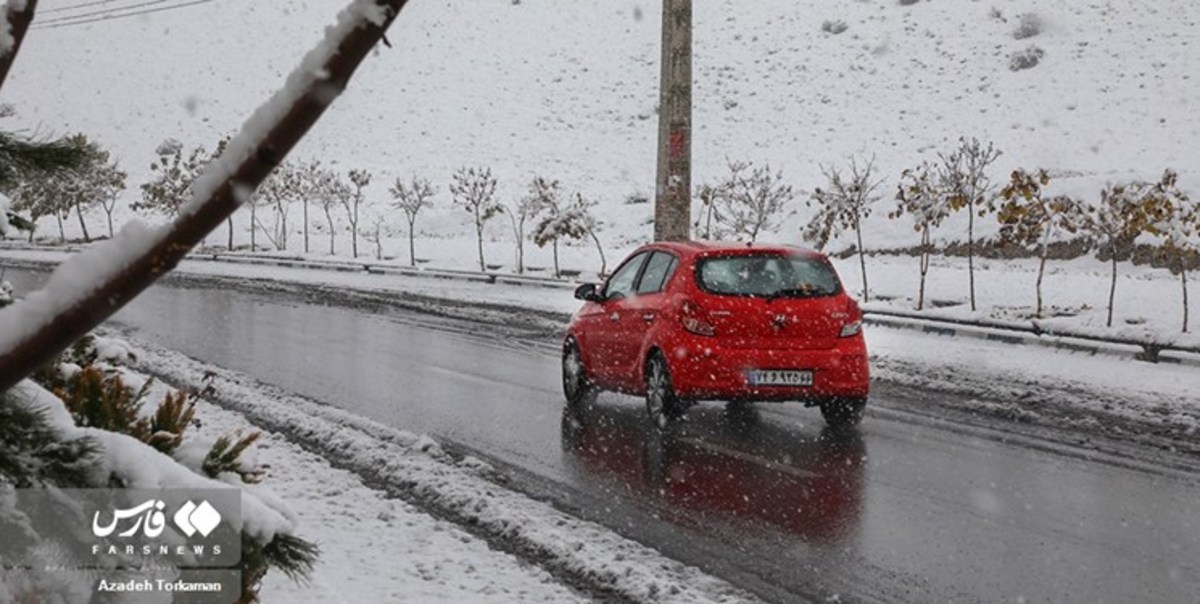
[
  {"xmin": 18, "ymin": 334, "xmax": 318, "ymax": 601},
  {"xmin": 1143, "ymin": 169, "xmax": 1198, "ymax": 332},
  {"xmin": 1013, "ymin": 13, "xmax": 1043, "ymax": 39},
  {"xmin": 892, "ymin": 162, "xmax": 952, "ymax": 310},
  {"xmin": 822, "ymin": 19, "xmax": 849, "ymax": 35},
  {"xmin": 997, "ymin": 169, "xmax": 1088, "ymax": 317},
  {"xmin": 1084, "ymin": 180, "xmax": 1157, "ymax": 327},
  {"xmin": 1009, "ymin": 46, "xmax": 1045, "ymax": 71}
]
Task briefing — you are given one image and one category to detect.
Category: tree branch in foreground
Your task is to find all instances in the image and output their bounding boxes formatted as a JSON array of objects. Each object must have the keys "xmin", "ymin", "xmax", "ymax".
[{"xmin": 0, "ymin": 0, "xmax": 409, "ymax": 391}]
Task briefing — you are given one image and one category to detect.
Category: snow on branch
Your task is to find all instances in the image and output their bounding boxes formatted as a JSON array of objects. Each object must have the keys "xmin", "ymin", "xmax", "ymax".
[
  {"xmin": 0, "ymin": 0, "xmax": 34, "ymax": 88},
  {"xmin": 0, "ymin": 0, "xmax": 409, "ymax": 392}
]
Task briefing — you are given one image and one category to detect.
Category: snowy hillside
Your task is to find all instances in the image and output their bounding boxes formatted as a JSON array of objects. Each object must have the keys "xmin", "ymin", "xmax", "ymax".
[{"xmin": 4, "ymin": 0, "xmax": 1199, "ymax": 254}]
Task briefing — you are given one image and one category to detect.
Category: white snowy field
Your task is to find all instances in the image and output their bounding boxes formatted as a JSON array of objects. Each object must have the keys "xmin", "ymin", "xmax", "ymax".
[{"xmin": 5, "ymin": 0, "xmax": 1199, "ymax": 271}]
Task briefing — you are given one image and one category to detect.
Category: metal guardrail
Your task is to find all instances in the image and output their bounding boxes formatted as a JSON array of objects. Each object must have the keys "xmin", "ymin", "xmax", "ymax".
[{"xmin": 864, "ymin": 308, "xmax": 1200, "ymax": 363}]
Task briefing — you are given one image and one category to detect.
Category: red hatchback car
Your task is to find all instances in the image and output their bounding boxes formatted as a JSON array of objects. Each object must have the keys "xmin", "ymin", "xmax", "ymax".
[{"xmin": 562, "ymin": 241, "xmax": 870, "ymax": 427}]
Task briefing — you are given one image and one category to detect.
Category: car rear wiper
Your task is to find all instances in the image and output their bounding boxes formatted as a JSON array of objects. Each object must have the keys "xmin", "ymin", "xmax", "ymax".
[{"xmin": 764, "ymin": 287, "xmax": 822, "ymax": 302}]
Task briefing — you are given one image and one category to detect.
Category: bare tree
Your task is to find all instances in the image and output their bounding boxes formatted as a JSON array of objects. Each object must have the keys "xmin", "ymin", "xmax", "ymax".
[
  {"xmin": 938, "ymin": 137, "xmax": 1002, "ymax": 311},
  {"xmin": 893, "ymin": 162, "xmax": 952, "ymax": 310},
  {"xmin": 343, "ymin": 169, "xmax": 370, "ymax": 258},
  {"xmin": 314, "ymin": 167, "xmax": 343, "ymax": 255},
  {"xmin": 571, "ymin": 193, "xmax": 607, "ymax": 277},
  {"xmin": 389, "ymin": 175, "xmax": 435, "ymax": 266},
  {"xmin": 998, "ymin": 169, "xmax": 1087, "ymax": 318},
  {"xmin": 504, "ymin": 185, "xmax": 544, "ymax": 275},
  {"xmin": 360, "ymin": 207, "xmax": 391, "ymax": 261},
  {"xmin": 137, "ymin": 136, "xmax": 236, "ymax": 248},
  {"xmin": 808, "ymin": 156, "xmax": 882, "ymax": 301},
  {"xmin": 718, "ymin": 160, "xmax": 793, "ymax": 243},
  {"xmin": 449, "ymin": 166, "xmax": 501, "ymax": 271},
  {"xmin": 253, "ymin": 159, "xmax": 301, "ymax": 251},
  {"xmin": 693, "ymin": 182, "xmax": 724, "ymax": 239},
  {"xmin": 96, "ymin": 158, "xmax": 127, "ymax": 239}
]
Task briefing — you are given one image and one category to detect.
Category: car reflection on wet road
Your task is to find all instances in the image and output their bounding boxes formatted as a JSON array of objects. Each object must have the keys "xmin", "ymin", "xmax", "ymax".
[{"xmin": 561, "ymin": 401, "xmax": 865, "ymax": 545}]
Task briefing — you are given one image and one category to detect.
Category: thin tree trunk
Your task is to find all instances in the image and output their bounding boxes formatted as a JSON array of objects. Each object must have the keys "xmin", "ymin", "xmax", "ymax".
[
  {"xmin": 250, "ymin": 201, "xmax": 257, "ymax": 251},
  {"xmin": 589, "ymin": 228, "xmax": 606, "ymax": 276},
  {"xmin": 324, "ymin": 208, "xmax": 335, "ymax": 254},
  {"xmin": 106, "ymin": 207, "xmax": 114, "ymax": 238},
  {"xmin": 303, "ymin": 199, "xmax": 310, "ymax": 253},
  {"xmin": 855, "ymin": 216, "xmax": 869, "ymax": 302},
  {"xmin": 918, "ymin": 225, "xmax": 930, "ymax": 311},
  {"xmin": 968, "ymin": 202, "xmax": 977, "ymax": 311},
  {"xmin": 1106, "ymin": 250, "xmax": 1118, "ymax": 328},
  {"xmin": 350, "ymin": 204, "xmax": 358, "ymax": 258},
  {"xmin": 1181, "ymin": 261, "xmax": 1189, "ymax": 333},
  {"xmin": 476, "ymin": 222, "xmax": 486, "ymax": 271},
  {"xmin": 1036, "ymin": 233, "xmax": 1049, "ymax": 318},
  {"xmin": 56, "ymin": 212, "xmax": 65, "ymax": 243},
  {"xmin": 552, "ymin": 240, "xmax": 561, "ymax": 277},
  {"xmin": 226, "ymin": 216, "xmax": 234, "ymax": 249},
  {"xmin": 75, "ymin": 201, "xmax": 90, "ymax": 242},
  {"xmin": 408, "ymin": 218, "xmax": 416, "ymax": 266},
  {"xmin": 704, "ymin": 201, "xmax": 714, "ymax": 239}
]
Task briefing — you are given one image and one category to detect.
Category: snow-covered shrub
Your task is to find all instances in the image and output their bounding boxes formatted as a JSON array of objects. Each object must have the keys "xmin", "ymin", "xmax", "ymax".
[
  {"xmin": 18, "ymin": 334, "xmax": 318, "ymax": 600},
  {"xmin": 1083, "ymin": 179, "xmax": 1157, "ymax": 328},
  {"xmin": 893, "ymin": 162, "xmax": 952, "ymax": 310},
  {"xmin": 1009, "ymin": 46, "xmax": 1045, "ymax": 71},
  {"xmin": 822, "ymin": 20, "xmax": 848, "ymax": 35},
  {"xmin": 714, "ymin": 160, "xmax": 794, "ymax": 244},
  {"xmin": 1013, "ymin": 13, "xmax": 1043, "ymax": 39},
  {"xmin": 997, "ymin": 169, "xmax": 1088, "ymax": 317},
  {"xmin": 1142, "ymin": 169, "xmax": 1198, "ymax": 332}
]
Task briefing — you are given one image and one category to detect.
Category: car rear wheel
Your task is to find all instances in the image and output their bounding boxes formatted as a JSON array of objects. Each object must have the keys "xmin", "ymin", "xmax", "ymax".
[
  {"xmin": 820, "ymin": 397, "xmax": 866, "ymax": 427},
  {"xmin": 562, "ymin": 339, "xmax": 596, "ymax": 409},
  {"xmin": 645, "ymin": 353, "xmax": 683, "ymax": 429}
]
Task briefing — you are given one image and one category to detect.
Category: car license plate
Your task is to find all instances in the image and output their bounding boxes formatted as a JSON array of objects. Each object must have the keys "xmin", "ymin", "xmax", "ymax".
[{"xmin": 747, "ymin": 370, "xmax": 813, "ymax": 387}]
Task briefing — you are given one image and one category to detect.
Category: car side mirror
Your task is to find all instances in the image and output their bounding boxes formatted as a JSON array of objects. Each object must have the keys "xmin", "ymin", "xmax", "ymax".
[{"xmin": 574, "ymin": 283, "xmax": 604, "ymax": 302}]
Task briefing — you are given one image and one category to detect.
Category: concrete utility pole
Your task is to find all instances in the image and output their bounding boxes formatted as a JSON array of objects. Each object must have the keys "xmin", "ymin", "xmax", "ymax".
[{"xmin": 653, "ymin": 0, "xmax": 692, "ymax": 241}]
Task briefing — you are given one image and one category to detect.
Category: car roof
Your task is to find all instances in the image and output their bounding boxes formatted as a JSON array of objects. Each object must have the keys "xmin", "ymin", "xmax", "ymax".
[{"xmin": 641, "ymin": 240, "xmax": 826, "ymax": 259}]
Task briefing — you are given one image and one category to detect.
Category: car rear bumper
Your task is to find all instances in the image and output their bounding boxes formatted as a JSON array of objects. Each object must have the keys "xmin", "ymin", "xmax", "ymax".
[{"xmin": 661, "ymin": 334, "xmax": 870, "ymax": 403}]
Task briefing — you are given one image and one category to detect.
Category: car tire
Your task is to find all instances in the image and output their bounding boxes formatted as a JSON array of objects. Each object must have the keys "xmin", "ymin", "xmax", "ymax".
[
  {"xmin": 645, "ymin": 353, "xmax": 683, "ymax": 429},
  {"xmin": 820, "ymin": 397, "xmax": 867, "ymax": 428},
  {"xmin": 562, "ymin": 339, "xmax": 596, "ymax": 409}
]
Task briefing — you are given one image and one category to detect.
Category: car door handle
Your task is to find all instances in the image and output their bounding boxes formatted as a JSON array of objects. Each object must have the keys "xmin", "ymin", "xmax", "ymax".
[
  {"xmin": 609, "ymin": 312, "xmax": 620, "ymax": 322},
  {"xmin": 642, "ymin": 313, "xmax": 656, "ymax": 323}
]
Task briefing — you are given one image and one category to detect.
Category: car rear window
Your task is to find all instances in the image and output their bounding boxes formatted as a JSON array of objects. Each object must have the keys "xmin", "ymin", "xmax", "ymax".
[{"xmin": 696, "ymin": 253, "xmax": 842, "ymax": 298}]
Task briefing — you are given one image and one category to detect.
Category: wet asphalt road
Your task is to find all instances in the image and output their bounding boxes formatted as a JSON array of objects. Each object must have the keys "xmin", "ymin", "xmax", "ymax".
[{"xmin": 6, "ymin": 268, "xmax": 1199, "ymax": 603}]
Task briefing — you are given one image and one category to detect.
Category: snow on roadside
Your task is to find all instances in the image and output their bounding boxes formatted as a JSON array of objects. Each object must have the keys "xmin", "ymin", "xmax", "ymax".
[
  {"xmin": 124, "ymin": 337, "xmax": 762, "ymax": 604},
  {"xmin": 181, "ymin": 391, "xmax": 587, "ymax": 603}
]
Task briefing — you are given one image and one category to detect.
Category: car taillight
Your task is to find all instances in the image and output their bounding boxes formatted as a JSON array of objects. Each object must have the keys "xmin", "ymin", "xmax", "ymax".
[
  {"xmin": 839, "ymin": 298, "xmax": 863, "ymax": 338},
  {"xmin": 680, "ymin": 299, "xmax": 716, "ymax": 337}
]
